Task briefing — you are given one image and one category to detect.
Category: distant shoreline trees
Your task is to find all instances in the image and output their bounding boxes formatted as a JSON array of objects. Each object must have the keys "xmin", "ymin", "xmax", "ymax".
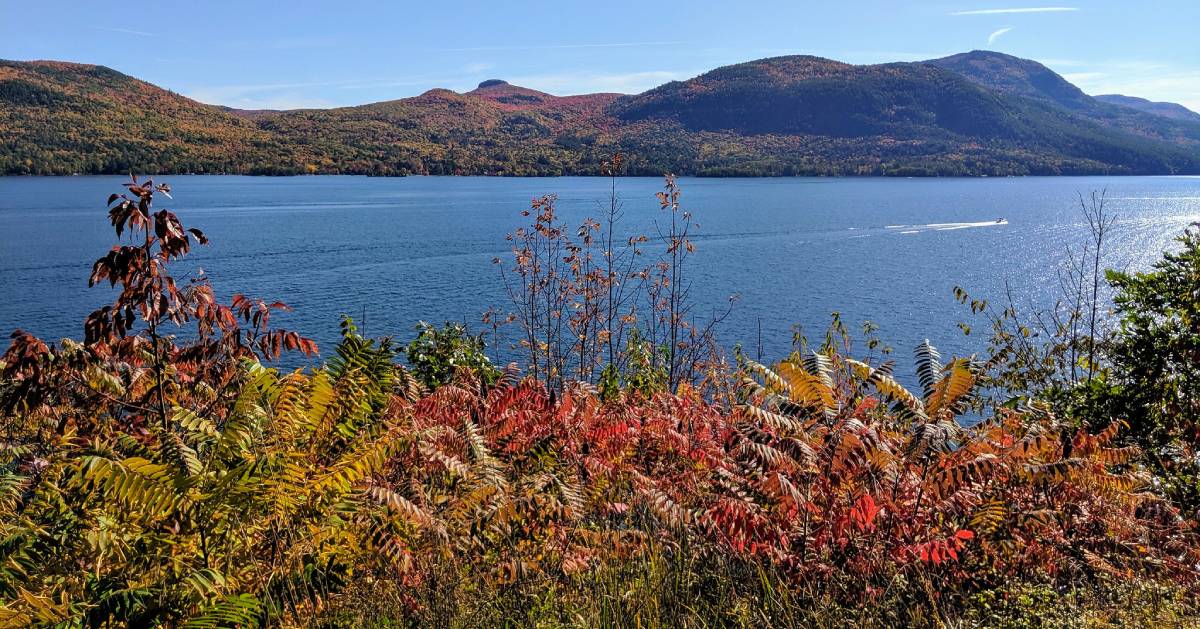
[{"xmin": 1, "ymin": 172, "xmax": 1198, "ymax": 626}]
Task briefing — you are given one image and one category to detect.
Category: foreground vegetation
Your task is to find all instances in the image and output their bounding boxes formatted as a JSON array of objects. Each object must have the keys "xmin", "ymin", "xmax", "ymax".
[{"xmin": 1, "ymin": 173, "xmax": 1199, "ymax": 627}]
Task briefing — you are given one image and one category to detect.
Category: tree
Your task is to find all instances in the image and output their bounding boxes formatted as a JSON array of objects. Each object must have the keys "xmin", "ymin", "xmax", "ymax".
[{"xmin": 1104, "ymin": 224, "xmax": 1200, "ymax": 509}]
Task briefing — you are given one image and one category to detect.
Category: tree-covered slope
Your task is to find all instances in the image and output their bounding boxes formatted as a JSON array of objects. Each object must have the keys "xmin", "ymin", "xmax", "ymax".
[
  {"xmin": 926, "ymin": 51, "xmax": 1200, "ymax": 147},
  {"xmin": 0, "ymin": 60, "xmax": 302, "ymax": 175},
  {"xmin": 243, "ymin": 83, "xmax": 625, "ymax": 176},
  {"xmin": 612, "ymin": 56, "xmax": 1023, "ymax": 139},
  {"xmin": 1, "ymin": 53, "xmax": 1198, "ymax": 177},
  {"xmin": 612, "ymin": 54, "xmax": 1200, "ymax": 175}
]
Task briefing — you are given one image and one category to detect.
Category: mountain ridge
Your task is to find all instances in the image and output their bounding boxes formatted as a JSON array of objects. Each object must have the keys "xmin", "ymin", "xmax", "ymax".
[
  {"xmin": 2, "ymin": 52, "xmax": 1198, "ymax": 177},
  {"xmin": 1095, "ymin": 94, "xmax": 1200, "ymax": 123},
  {"xmin": 924, "ymin": 50, "xmax": 1200, "ymax": 148}
]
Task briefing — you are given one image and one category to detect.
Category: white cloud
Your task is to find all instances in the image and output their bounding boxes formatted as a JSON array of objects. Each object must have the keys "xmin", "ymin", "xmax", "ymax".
[
  {"xmin": 462, "ymin": 62, "xmax": 495, "ymax": 74},
  {"xmin": 950, "ymin": 7, "xmax": 1078, "ymax": 15},
  {"xmin": 335, "ymin": 79, "xmax": 439, "ymax": 91},
  {"xmin": 185, "ymin": 68, "xmax": 695, "ymax": 109},
  {"xmin": 220, "ymin": 37, "xmax": 341, "ymax": 51},
  {"xmin": 191, "ymin": 93, "xmax": 336, "ymax": 110},
  {"xmin": 1062, "ymin": 72, "xmax": 1107, "ymax": 83},
  {"xmin": 431, "ymin": 41, "xmax": 688, "ymax": 53},
  {"xmin": 506, "ymin": 70, "xmax": 692, "ymax": 95},
  {"xmin": 837, "ymin": 50, "xmax": 955, "ymax": 63},
  {"xmin": 184, "ymin": 82, "xmax": 342, "ymax": 110},
  {"xmin": 1035, "ymin": 57, "xmax": 1085, "ymax": 67},
  {"xmin": 987, "ymin": 27, "xmax": 1013, "ymax": 45},
  {"xmin": 90, "ymin": 26, "xmax": 156, "ymax": 37},
  {"xmin": 1063, "ymin": 66, "xmax": 1200, "ymax": 113}
]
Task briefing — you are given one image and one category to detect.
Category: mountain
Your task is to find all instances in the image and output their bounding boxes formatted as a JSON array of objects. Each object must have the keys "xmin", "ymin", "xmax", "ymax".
[
  {"xmin": 926, "ymin": 51, "xmax": 1200, "ymax": 148},
  {"xmin": 466, "ymin": 79, "xmax": 620, "ymax": 112},
  {"xmin": 1095, "ymin": 94, "xmax": 1200, "ymax": 123},
  {"xmin": 236, "ymin": 81, "xmax": 626, "ymax": 176},
  {"xmin": 2, "ymin": 53, "xmax": 1199, "ymax": 177},
  {"xmin": 613, "ymin": 56, "xmax": 1020, "ymax": 138},
  {"xmin": 926, "ymin": 51, "xmax": 1094, "ymax": 110},
  {"xmin": 0, "ymin": 60, "xmax": 298, "ymax": 174}
]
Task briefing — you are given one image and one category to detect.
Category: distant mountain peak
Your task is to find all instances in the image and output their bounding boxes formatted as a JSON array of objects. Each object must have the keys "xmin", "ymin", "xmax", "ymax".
[
  {"xmin": 925, "ymin": 50, "xmax": 1091, "ymax": 110},
  {"xmin": 1095, "ymin": 94, "xmax": 1200, "ymax": 123},
  {"xmin": 467, "ymin": 81, "xmax": 544, "ymax": 96},
  {"xmin": 928, "ymin": 50, "xmax": 1064, "ymax": 78},
  {"xmin": 951, "ymin": 50, "xmax": 1030, "ymax": 62},
  {"xmin": 464, "ymin": 80, "xmax": 557, "ymax": 109}
]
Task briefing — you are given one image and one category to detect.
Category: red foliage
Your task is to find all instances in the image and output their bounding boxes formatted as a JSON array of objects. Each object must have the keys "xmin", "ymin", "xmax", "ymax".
[
  {"xmin": 372, "ymin": 360, "xmax": 1200, "ymax": 600},
  {"xmin": 2, "ymin": 176, "xmax": 316, "ymax": 429}
]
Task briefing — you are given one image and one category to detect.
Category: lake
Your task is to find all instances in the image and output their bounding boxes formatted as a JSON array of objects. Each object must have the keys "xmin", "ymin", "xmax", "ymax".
[{"xmin": 2, "ymin": 175, "xmax": 1199, "ymax": 379}]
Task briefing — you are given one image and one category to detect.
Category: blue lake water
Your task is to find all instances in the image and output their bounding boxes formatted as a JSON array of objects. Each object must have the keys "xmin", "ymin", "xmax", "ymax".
[{"xmin": 2, "ymin": 175, "xmax": 1199, "ymax": 379}]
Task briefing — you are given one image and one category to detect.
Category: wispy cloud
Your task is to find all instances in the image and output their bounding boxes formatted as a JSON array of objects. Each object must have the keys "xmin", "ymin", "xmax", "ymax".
[
  {"xmin": 221, "ymin": 37, "xmax": 341, "ymax": 51},
  {"xmin": 1062, "ymin": 64, "xmax": 1200, "ymax": 113},
  {"xmin": 950, "ymin": 7, "xmax": 1078, "ymax": 15},
  {"xmin": 188, "ymin": 93, "xmax": 337, "ymax": 110},
  {"xmin": 183, "ymin": 81, "xmax": 346, "ymax": 110},
  {"xmin": 987, "ymin": 27, "xmax": 1013, "ymax": 44},
  {"xmin": 182, "ymin": 67, "xmax": 691, "ymax": 108},
  {"xmin": 836, "ymin": 50, "xmax": 955, "ymax": 63},
  {"xmin": 431, "ymin": 41, "xmax": 687, "ymax": 53},
  {"xmin": 1062, "ymin": 72, "xmax": 1107, "ymax": 83},
  {"xmin": 462, "ymin": 62, "xmax": 495, "ymax": 74},
  {"xmin": 90, "ymin": 26, "xmax": 156, "ymax": 37},
  {"xmin": 507, "ymin": 70, "xmax": 693, "ymax": 95},
  {"xmin": 1035, "ymin": 57, "xmax": 1086, "ymax": 67},
  {"xmin": 185, "ymin": 71, "xmax": 493, "ymax": 107}
]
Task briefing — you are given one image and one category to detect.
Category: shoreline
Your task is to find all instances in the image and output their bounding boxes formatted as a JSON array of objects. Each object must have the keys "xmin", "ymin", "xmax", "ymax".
[{"xmin": 3, "ymin": 172, "xmax": 1199, "ymax": 179}]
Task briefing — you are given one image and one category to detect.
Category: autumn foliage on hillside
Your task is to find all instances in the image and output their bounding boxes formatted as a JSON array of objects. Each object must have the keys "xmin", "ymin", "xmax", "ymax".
[
  {"xmin": 0, "ymin": 177, "xmax": 1198, "ymax": 627},
  {"xmin": 7, "ymin": 55, "xmax": 1200, "ymax": 178}
]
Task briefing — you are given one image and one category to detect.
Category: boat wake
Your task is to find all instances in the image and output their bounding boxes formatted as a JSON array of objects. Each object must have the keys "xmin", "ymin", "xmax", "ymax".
[{"xmin": 883, "ymin": 219, "xmax": 1008, "ymax": 234}]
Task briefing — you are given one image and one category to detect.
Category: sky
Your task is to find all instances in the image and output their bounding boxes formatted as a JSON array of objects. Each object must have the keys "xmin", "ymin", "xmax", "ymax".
[{"xmin": 1, "ymin": 1, "xmax": 1197, "ymax": 112}]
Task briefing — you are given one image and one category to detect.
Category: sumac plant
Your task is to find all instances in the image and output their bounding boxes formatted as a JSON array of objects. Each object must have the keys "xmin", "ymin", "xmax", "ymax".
[
  {"xmin": 3, "ymin": 176, "xmax": 315, "ymax": 430},
  {"xmin": 1, "ymin": 179, "xmax": 1199, "ymax": 627}
]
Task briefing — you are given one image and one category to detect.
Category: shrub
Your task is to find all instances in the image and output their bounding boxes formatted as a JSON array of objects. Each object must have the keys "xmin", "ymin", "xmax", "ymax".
[
  {"xmin": 402, "ymin": 321, "xmax": 500, "ymax": 390},
  {"xmin": 1, "ymin": 178, "xmax": 1198, "ymax": 627}
]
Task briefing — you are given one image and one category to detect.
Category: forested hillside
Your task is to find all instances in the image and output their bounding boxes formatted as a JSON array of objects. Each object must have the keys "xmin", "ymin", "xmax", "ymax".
[
  {"xmin": 3, "ymin": 52, "xmax": 1199, "ymax": 177},
  {"xmin": 0, "ymin": 61, "xmax": 298, "ymax": 175},
  {"xmin": 926, "ymin": 51, "xmax": 1200, "ymax": 148}
]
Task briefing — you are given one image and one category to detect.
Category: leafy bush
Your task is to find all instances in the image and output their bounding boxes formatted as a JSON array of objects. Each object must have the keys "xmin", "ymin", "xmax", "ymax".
[
  {"xmin": 1, "ymin": 178, "xmax": 1198, "ymax": 627},
  {"xmin": 402, "ymin": 321, "xmax": 500, "ymax": 389}
]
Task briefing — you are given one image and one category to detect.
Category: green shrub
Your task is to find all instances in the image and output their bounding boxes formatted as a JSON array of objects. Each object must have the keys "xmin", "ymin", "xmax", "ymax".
[{"xmin": 402, "ymin": 321, "xmax": 500, "ymax": 389}]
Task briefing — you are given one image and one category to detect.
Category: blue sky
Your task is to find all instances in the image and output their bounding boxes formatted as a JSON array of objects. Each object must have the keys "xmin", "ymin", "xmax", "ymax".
[{"xmin": 2, "ymin": 1, "xmax": 1197, "ymax": 111}]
